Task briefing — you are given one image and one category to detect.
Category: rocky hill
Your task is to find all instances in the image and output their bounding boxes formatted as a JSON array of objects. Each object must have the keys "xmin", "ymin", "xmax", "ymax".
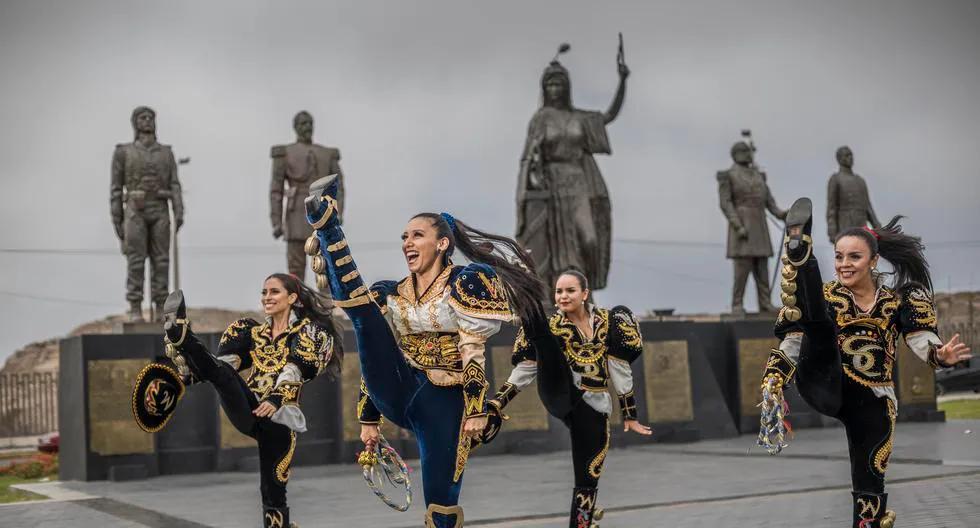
[{"xmin": 0, "ymin": 308, "xmax": 263, "ymax": 376}]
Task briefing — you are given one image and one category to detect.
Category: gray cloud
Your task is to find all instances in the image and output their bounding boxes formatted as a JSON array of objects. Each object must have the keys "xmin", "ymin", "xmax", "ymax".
[{"xmin": 1, "ymin": 0, "xmax": 979, "ymax": 361}]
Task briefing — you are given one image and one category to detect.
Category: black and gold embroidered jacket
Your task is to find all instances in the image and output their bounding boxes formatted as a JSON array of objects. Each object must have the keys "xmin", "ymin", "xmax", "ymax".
[
  {"xmin": 356, "ymin": 263, "xmax": 512, "ymax": 424},
  {"xmin": 218, "ymin": 316, "xmax": 336, "ymax": 412},
  {"xmin": 497, "ymin": 306, "xmax": 644, "ymax": 421},
  {"xmin": 766, "ymin": 281, "xmax": 942, "ymax": 391}
]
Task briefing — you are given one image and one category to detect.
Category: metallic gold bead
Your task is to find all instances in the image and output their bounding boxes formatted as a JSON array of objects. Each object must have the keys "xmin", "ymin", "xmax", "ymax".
[
  {"xmin": 165, "ymin": 343, "xmax": 177, "ymax": 358},
  {"xmin": 781, "ymin": 265, "xmax": 797, "ymax": 280},
  {"xmin": 881, "ymin": 511, "xmax": 896, "ymax": 528},
  {"xmin": 304, "ymin": 235, "xmax": 320, "ymax": 256},
  {"xmin": 316, "ymin": 273, "xmax": 330, "ymax": 290},
  {"xmin": 784, "ymin": 307, "xmax": 802, "ymax": 322},
  {"xmin": 311, "ymin": 255, "xmax": 326, "ymax": 274},
  {"xmin": 780, "ymin": 293, "xmax": 797, "ymax": 307},
  {"xmin": 781, "ymin": 254, "xmax": 790, "ymax": 265},
  {"xmin": 780, "ymin": 280, "xmax": 797, "ymax": 295}
]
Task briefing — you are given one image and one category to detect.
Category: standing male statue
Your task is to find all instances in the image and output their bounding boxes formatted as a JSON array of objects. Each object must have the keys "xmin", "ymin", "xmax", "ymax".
[
  {"xmin": 270, "ymin": 111, "xmax": 345, "ymax": 290},
  {"xmin": 111, "ymin": 106, "xmax": 183, "ymax": 322},
  {"xmin": 826, "ymin": 146, "xmax": 880, "ymax": 242},
  {"xmin": 716, "ymin": 141, "xmax": 786, "ymax": 315}
]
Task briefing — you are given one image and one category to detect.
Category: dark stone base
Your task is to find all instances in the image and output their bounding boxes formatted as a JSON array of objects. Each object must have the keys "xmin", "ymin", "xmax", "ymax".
[{"xmin": 108, "ymin": 464, "xmax": 149, "ymax": 482}]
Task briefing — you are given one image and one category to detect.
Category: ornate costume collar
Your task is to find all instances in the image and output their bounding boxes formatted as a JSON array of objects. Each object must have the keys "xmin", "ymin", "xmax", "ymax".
[
  {"xmin": 397, "ymin": 265, "xmax": 454, "ymax": 305},
  {"xmin": 830, "ymin": 280, "xmax": 894, "ymax": 317},
  {"xmin": 258, "ymin": 313, "xmax": 306, "ymax": 341},
  {"xmin": 553, "ymin": 306, "xmax": 606, "ymax": 343}
]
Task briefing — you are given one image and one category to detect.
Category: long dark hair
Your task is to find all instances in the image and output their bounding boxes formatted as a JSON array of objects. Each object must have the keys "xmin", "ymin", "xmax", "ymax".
[
  {"xmin": 266, "ymin": 273, "xmax": 344, "ymax": 375},
  {"xmin": 411, "ymin": 213, "xmax": 547, "ymax": 324},
  {"xmin": 835, "ymin": 216, "xmax": 932, "ymax": 292}
]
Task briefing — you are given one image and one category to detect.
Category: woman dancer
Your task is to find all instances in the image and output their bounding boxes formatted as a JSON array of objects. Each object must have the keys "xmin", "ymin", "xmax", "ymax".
[
  {"xmin": 133, "ymin": 274, "xmax": 341, "ymax": 528},
  {"xmin": 759, "ymin": 198, "xmax": 971, "ymax": 528},
  {"xmin": 303, "ymin": 175, "xmax": 545, "ymax": 528},
  {"xmin": 490, "ymin": 269, "xmax": 652, "ymax": 528}
]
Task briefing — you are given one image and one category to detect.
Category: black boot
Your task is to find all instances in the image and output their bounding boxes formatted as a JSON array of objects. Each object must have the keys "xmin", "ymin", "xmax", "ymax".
[
  {"xmin": 852, "ymin": 491, "xmax": 896, "ymax": 528},
  {"xmin": 570, "ymin": 487, "xmax": 599, "ymax": 528},
  {"xmin": 263, "ymin": 505, "xmax": 298, "ymax": 528},
  {"xmin": 778, "ymin": 197, "xmax": 813, "ymax": 323},
  {"xmin": 162, "ymin": 290, "xmax": 222, "ymax": 383}
]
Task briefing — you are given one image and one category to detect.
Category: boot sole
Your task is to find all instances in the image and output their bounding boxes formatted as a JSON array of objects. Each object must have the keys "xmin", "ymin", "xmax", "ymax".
[
  {"xmin": 785, "ymin": 197, "xmax": 812, "ymax": 234},
  {"xmin": 305, "ymin": 174, "xmax": 339, "ymax": 218},
  {"xmin": 163, "ymin": 290, "xmax": 186, "ymax": 319}
]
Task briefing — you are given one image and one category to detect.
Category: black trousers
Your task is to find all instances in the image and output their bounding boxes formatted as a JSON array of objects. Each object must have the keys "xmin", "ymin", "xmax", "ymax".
[
  {"xmin": 561, "ymin": 398, "xmax": 610, "ymax": 489},
  {"xmin": 791, "ymin": 257, "xmax": 895, "ymax": 493},
  {"xmin": 182, "ymin": 335, "xmax": 296, "ymax": 508}
]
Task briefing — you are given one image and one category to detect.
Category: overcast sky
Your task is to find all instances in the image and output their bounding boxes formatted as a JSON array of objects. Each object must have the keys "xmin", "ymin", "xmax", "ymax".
[{"xmin": 1, "ymin": 0, "xmax": 979, "ymax": 363}]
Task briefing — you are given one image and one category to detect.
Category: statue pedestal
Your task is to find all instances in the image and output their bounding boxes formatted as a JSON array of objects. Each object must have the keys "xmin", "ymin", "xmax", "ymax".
[{"xmin": 58, "ymin": 333, "xmax": 342, "ymax": 482}]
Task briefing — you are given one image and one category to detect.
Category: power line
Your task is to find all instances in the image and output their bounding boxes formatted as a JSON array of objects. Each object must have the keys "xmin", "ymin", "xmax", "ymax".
[
  {"xmin": 2, "ymin": 238, "xmax": 979, "ymax": 257},
  {"xmin": 0, "ymin": 290, "xmax": 119, "ymax": 307}
]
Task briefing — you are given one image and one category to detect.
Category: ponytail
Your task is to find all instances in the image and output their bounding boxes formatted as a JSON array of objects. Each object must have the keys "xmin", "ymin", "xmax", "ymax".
[
  {"xmin": 835, "ymin": 216, "xmax": 932, "ymax": 292},
  {"xmin": 411, "ymin": 213, "xmax": 547, "ymax": 324}
]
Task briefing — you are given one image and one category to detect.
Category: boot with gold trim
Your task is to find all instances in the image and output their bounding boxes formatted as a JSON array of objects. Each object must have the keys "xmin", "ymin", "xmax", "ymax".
[
  {"xmin": 424, "ymin": 503, "xmax": 463, "ymax": 528},
  {"xmin": 852, "ymin": 491, "xmax": 896, "ymax": 528},
  {"xmin": 262, "ymin": 505, "xmax": 299, "ymax": 528},
  {"xmin": 570, "ymin": 486, "xmax": 599, "ymax": 528}
]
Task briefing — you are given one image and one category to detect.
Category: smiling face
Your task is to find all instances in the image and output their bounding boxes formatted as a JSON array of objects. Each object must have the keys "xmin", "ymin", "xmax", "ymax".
[
  {"xmin": 401, "ymin": 216, "xmax": 449, "ymax": 275},
  {"xmin": 554, "ymin": 273, "xmax": 589, "ymax": 315},
  {"xmin": 834, "ymin": 235, "xmax": 878, "ymax": 290},
  {"xmin": 261, "ymin": 277, "xmax": 297, "ymax": 318}
]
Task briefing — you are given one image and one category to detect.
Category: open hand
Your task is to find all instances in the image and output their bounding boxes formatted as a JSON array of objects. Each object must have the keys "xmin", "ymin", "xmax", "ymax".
[
  {"xmin": 253, "ymin": 401, "xmax": 278, "ymax": 418},
  {"xmin": 937, "ymin": 333, "xmax": 972, "ymax": 366},
  {"xmin": 624, "ymin": 419, "xmax": 653, "ymax": 435}
]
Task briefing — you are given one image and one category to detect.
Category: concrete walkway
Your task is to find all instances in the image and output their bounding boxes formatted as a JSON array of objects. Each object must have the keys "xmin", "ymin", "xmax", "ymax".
[{"xmin": 4, "ymin": 420, "xmax": 979, "ymax": 527}]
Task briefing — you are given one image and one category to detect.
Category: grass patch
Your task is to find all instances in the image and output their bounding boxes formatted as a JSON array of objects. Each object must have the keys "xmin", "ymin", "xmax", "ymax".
[
  {"xmin": 939, "ymin": 399, "xmax": 980, "ymax": 419},
  {"xmin": 0, "ymin": 475, "xmax": 47, "ymax": 503},
  {"xmin": 0, "ymin": 453, "xmax": 57, "ymax": 503}
]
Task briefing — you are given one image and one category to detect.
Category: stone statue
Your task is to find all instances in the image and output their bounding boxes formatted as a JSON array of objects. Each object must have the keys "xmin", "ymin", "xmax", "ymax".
[
  {"xmin": 270, "ymin": 111, "xmax": 345, "ymax": 288},
  {"xmin": 716, "ymin": 141, "xmax": 786, "ymax": 315},
  {"xmin": 111, "ymin": 107, "xmax": 184, "ymax": 322},
  {"xmin": 516, "ymin": 39, "xmax": 628, "ymax": 291},
  {"xmin": 826, "ymin": 146, "xmax": 880, "ymax": 242}
]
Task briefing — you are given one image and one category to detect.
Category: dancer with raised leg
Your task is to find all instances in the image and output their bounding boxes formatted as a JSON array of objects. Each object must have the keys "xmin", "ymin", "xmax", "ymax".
[
  {"xmin": 758, "ymin": 198, "xmax": 971, "ymax": 528},
  {"xmin": 303, "ymin": 175, "xmax": 545, "ymax": 528},
  {"xmin": 490, "ymin": 269, "xmax": 652, "ymax": 528},
  {"xmin": 132, "ymin": 274, "xmax": 341, "ymax": 528}
]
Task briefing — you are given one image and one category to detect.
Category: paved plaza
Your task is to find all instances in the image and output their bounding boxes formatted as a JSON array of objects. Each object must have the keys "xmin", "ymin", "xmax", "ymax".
[{"xmin": 3, "ymin": 421, "xmax": 979, "ymax": 527}]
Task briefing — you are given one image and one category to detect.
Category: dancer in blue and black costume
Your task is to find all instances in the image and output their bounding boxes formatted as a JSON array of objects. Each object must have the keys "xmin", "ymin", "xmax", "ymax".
[
  {"xmin": 759, "ymin": 198, "xmax": 971, "ymax": 528},
  {"xmin": 303, "ymin": 175, "xmax": 546, "ymax": 528},
  {"xmin": 490, "ymin": 269, "xmax": 652, "ymax": 528}
]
